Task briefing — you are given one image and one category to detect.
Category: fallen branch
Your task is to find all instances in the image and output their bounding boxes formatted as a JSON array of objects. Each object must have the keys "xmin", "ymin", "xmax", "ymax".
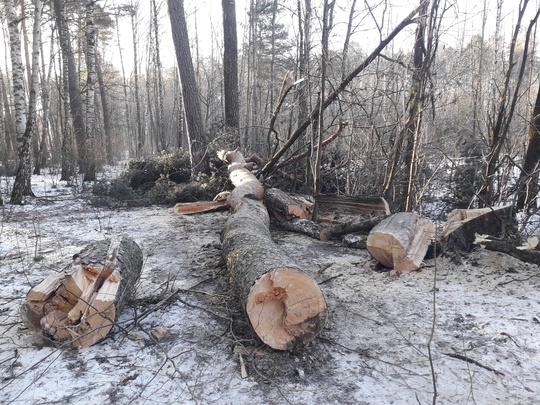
[
  {"xmin": 320, "ymin": 215, "xmax": 387, "ymax": 241},
  {"xmin": 444, "ymin": 352, "xmax": 505, "ymax": 376},
  {"xmin": 474, "ymin": 236, "xmax": 540, "ymax": 266},
  {"xmin": 258, "ymin": 1, "xmax": 428, "ymax": 178}
]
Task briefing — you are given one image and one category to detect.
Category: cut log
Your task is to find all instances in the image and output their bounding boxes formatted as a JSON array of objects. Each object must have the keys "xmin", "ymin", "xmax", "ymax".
[
  {"xmin": 475, "ymin": 235, "xmax": 540, "ymax": 266},
  {"xmin": 314, "ymin": 194, "xmax": 390, "ymax": 223},
  {"xmin": 319, "ymin": 215, "xmax": 387, "ymax": 241},
  {"xmin": 442, "ymin": 205, "xmax": 512, "ymax": 252},
  {"xmin": 265, "ymin": 188, "xmax": 311, "ymax": 220},
  {"xmin": 367, "ymin": 212, "xmax": 435, "ymax": 272},
  {"xmin": 173, "ymin": 200, "xmax": 228, "ymax": 215},
  {"xmin": 219, "ymin": 150, "xmax": 327, "ymax": 350},
  {"xmin": 20, "ymin": 237, "xmax": 143, "ymax": 347},
  {"xmin": 277, "ymin": 218, "xmax": 324, "ymax": 240}
]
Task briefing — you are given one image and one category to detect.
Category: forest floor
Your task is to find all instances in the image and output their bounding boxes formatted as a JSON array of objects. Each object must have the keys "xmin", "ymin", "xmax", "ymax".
[{"xmin": 1, "ymin": 167, "xmax": 540, "ymax": 405}]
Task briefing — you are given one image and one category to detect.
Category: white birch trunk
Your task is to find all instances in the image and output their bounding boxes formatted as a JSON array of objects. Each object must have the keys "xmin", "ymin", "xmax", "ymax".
[{"xmin": 83, "ymin": 0, "xmax": 96, "ymax": 181}]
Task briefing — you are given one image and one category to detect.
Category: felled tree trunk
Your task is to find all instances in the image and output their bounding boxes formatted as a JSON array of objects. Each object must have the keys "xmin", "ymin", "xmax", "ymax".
[
  {"xmin": 319, "ymin": 215, "xmax": 387, "ymax": 241},
  {"xmin": 314, "ymin": 194, "xmax": 390, "ymax": 223},
  {"xmin": 265, "ymin": 187, "xmax": 312, "ymax": 221},
  {"xmin": 220, "ymin": 150, "xmax": 327, "ymax": 350},
  {"xmin": 442, "ymin": 205, "xmax": 512, "ymax": 252},
  {"xmin": 367, "ymin": 212, "xmax": 435, "ymax": 272},
  {"xmin": 475, "ymin": 235, "xmax": 540, "ymax": 266},
  {"xmin": 20, "ymin": 237, "xmax": 143, "ymax": 347}
]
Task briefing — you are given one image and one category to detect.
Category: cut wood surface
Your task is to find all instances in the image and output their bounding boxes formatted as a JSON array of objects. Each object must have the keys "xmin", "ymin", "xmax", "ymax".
[
  {"xmin": 367, "ymin": 212, "xmax": 435, "ymax": 272},
  {"xmin": 219, "ymin": 150, "xmax": 327, "ymax": 350},
  {"xmin": 314, "ymin": 194, "xmax": 390, "ymax": 223},
  {"xmin": 265, "ymin": 187, "xmax": 312, "ymax": 220},
  {"xmin": 173, "ymin": 200, "xmax": 228, "ymax": 215},
  {"xmin": 442, "ymin": 205, "xmax": 512, "ymax": 252},
  {"xmin": 20, "ymin": 237, "xmax": 143, "ymax": 347}
]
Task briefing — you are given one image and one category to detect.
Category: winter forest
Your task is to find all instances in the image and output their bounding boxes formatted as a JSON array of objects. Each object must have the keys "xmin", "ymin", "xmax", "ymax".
[{"xmin": 0, "ymin": 0, "xmax": 538, "ymax": 220}]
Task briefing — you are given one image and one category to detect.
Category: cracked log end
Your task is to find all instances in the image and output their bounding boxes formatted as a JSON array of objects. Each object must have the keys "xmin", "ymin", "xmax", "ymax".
[{"xmin": 246, "ymin": 268, "xmax": 327, "ymax": 351}]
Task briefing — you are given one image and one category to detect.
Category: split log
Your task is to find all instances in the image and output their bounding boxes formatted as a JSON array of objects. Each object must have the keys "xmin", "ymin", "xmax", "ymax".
[
  {"xmin": 442, "ymin": 205, "xmax": 512, "ymax": 252},
  {"xmin": 475, "ymin": 235, "xmax": 540, "ymax": 266},
  {"xmin": 367, "ymin": 212, "xmax": 435, "ymax": 272},
  {"xmin": 314, "ymin": 194, "xmax": 390, "ymax": 223},
  {"xmin": 219, "ymin": 150, "xmax": 327, "ymax": 350},
  {"xmin": 20, "ymin": 237, "xmax": 143, "ymax": 347},
  {"xmin": 265, "ymin": 188, "xmax": 312, "ymax": 220},
  {"xmin": 174, "ymin": 200, "xmax": 228, "ymax": 215},
  {"xmin": 319, "ymin": 215, "xmax": 387, "ymax": 241}
]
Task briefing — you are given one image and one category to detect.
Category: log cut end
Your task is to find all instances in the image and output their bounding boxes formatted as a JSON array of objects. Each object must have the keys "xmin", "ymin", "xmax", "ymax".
[{"xmin": 246, "ymin": 268, "xmax": 327, "ymax": 351}]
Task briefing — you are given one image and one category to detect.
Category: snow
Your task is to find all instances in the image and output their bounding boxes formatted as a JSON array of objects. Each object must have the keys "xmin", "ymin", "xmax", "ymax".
[{"xmin": 1, "ymin": 168, "xmax": 540, "ymax": 404}]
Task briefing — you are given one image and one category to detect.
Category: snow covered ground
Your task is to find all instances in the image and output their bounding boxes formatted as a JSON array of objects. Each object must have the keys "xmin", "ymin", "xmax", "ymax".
[{"xmin": 1, "ymin": 169, "xmax": 540, "ymax": 404}]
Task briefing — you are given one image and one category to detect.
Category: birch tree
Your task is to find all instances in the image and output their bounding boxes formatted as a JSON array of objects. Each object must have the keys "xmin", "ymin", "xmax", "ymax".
[
  {"xmin": 7, "ymin": 0, "xmax": 39, "ymax": 203},
  {"xmin": 83, "ymin": 0, "xmax": 97, "ymax": 181}
]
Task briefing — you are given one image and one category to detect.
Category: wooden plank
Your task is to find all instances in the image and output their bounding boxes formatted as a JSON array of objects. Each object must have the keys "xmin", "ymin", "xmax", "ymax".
[{"xmin": 174, "ymin": 200, "xmax": 228, "ymax": 215}]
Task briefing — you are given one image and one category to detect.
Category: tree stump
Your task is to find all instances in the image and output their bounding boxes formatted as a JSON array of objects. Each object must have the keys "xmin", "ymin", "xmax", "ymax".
[
  {"xmin": 367, "ymin": 212, "xmax": 435, "ymax": 272},
  {"xmin": 20, "ymin": 237, "xmax": 143, "ymax": 347},
  {"xmin": 220, "ymin": 150, "xmax": 327, "ymax": 350},
  {"xmin": 442, "ymin": 205, "xmax": 512, "ymax": 252}
]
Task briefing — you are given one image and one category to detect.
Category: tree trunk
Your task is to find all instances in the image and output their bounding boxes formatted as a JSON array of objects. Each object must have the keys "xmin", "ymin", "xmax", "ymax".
[
  {"xmin": 222, "ymin": 0, "xmax": 239, "ymax": 144},
  {"xmin": 516, "ymin": 81, "xmax": 540, "ymax": 209},
  {"xmin": 220, "ymin": 150, "xmax": 327, "ymax": 350},
  {"xmin": 83, "ymin": 0, "xmax": 97, "ymax": 182},
  {"xmin": 150, "ymin": 0, "xmax": 166, "ymax": 151},
  {"xmin": 167, "ymin": 0, "xmax": 207, "ymax": 175},
  {"xmin": 20, "ymin": 237, "xmax": 143, "ymax": 348},
  {"xmin": 6, "ymin": 0, "xmax": 32, "ymax": 204},
  {"xmin": 96, "ymin": 51, "xmax": 113, "ymax": 163},
  {"xmin": 53, "ymin": 0, "xmax": 87, "ymax": 171},
  {"xmin": 56, "ymin": 0, "xmax": 76, "ymax": 182}
]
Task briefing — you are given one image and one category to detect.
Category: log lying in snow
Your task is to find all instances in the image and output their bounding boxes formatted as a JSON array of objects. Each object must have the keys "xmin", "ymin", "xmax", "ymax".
[
  {"xmin": 319, "ymin": 215, "xmax": 387, "ymax": 241},
  {"xmin": 174, "ymin": 200, "xmax": 228, "ymax": 215},
  {"xmin": 219, "ymin": 150, "xmax": 327, "ymax": 350},
  {"xmin": 442, "ymin": 205, "xmax": 512, "ymax": 251},
  {"xmin": 474, "ymin": 235, "xmax": 540, "ymax": 266},
  {"xmin": 367, "ymin": 212, "xmax": 435, "ymax": 272},
  {"xmin": 20, "ymin": 238, "xmax": 143, "ymax": 347},
  {"xmin": 265, "ymin": 187, "xmax": 312, "ymax": 220},
  {"xmin": 314, "ymin": 194, "xmax": 390, "ymax": 223}
]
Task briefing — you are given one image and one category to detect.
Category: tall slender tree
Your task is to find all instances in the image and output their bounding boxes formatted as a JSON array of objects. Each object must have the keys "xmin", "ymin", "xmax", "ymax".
[
  {"xmin": 83, "ymin": 0, "xmax": 97, "ymax": 181},
  {"xmin": 167, "ymin": 0, "xmax": 207, "ymax": 174},
  {"xmin": 8, "ymin": 0, "xmax": 39, "ymax": 203},
  {"xmin": 53, "ymin": 0, "xmax": 87, "ymax": 171},
  {"xmin": 222, "ymin": 0, "xmax": 239, "ymax": 144}
]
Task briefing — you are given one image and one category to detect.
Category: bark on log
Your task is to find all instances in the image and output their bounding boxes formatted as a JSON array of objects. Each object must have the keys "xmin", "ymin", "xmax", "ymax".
[
  {"xmin": 367, "ymin": 212, "xmax": 435, "ymax": 272},
  {"xmin": 475, "ymin": 236, "xmax": 540, "ymax": 266},
  {"xmin": 20, "ymin": 237, "xmax": 143, "ymax": 347},
  {"xmin": 220, "ymin": 150, "xmax": 327, "ymax": 350},
  {"xmin": 277, "ymin": 218, "xmax": 324, "ymax": 240},
  {"xmin": 442, "ymin": 205, "xmax": 512, "ymax": 252},
  {"xmin": 314, "ymin": 194, "xmax": 390, "ymax": 223},
  {"xmin": 265, "ymin": 187, "xmax": 311, "ymax": 220},
  {"xmin": 319, "ymin": 215, "xmax": 388, "ymax": 241}
]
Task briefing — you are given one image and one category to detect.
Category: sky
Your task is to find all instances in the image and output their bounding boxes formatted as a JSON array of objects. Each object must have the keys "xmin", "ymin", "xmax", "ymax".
[{"xmin": 0, "ymin": 1, "xmax": 538, "ymax": 77}]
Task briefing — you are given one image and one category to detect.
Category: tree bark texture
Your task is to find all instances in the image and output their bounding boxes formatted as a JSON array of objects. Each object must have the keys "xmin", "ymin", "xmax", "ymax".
[
  {"xmin": 20, "ymin": 238, "xmax": 143, "ymax": 348},
  {"xmin": 442, "ymin": 205, "xmax": 513, "ymax": 252},
  {"xmin": 222, "ymin": 0, "xmax": 240, "ymax": 137},
  {"xmin": 6, "ymin": 0, "xmax": 31, "ymax": 204},
  {"xmin": 52, "ymin": 0, "xmax": 87, "ymax": 171},
  {"xmin": 220, "ymin": 150, "xmax": 327, "ymax": 350},
  {"xmin": 83, "ymin": 0, "xmax": 97, "ymax": 182},
  {"xmin": 167, "ymin": 0, "xmax": 207, "ymax": 174}
]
